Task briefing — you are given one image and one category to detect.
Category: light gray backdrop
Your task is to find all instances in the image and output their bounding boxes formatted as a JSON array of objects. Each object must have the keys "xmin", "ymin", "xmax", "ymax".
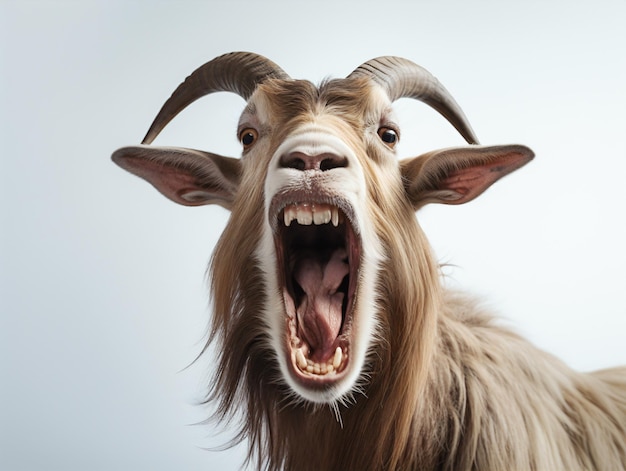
[{"xmin": 2, "ymin": 1, "xmax": 625, "ymax": 470}]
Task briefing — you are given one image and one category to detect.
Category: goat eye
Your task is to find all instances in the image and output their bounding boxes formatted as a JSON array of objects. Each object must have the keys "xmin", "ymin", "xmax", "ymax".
[
  {"xmin": 239, "ymin": 128, "xmax": 258, "ymax": 148},
  {"xmin": 378, "ymin": 127, "xmax": 398, "ymax": 148}
]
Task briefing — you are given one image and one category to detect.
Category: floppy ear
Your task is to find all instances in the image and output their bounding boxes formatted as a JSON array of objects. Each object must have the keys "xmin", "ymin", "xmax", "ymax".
[
  {"xmin": 400, "ymin": 144, "xmax": 534, "ymax": 209},
  {"xmin": 111, "ymin": 145, "xmax": 241, "ymax": 210}
]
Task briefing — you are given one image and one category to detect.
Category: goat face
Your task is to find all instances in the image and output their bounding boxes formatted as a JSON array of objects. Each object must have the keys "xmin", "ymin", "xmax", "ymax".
[
  {"xmin": 254, "ymin": 79, "xmax": 390, "ymax": 402},
  {"xmin": 112, "ymin": 52, "xmax": 533, "ymax": 405}
]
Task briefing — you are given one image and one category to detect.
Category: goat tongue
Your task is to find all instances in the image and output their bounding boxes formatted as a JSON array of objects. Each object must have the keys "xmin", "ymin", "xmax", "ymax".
[{"xmin": 294, "ymin": 248, "xmax": 348, "ymax": 357}]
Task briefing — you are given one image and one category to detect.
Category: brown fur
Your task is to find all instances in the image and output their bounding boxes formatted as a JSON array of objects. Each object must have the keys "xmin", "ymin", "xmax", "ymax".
[{"xmin": 200, "ymin": 79, "xmax": 626, "ymax": 470}]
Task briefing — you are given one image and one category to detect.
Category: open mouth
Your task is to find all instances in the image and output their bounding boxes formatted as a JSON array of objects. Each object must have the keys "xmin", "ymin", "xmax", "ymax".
[{"xmin": 273, "ymin": 200, "xmax": 361, "ymax": 387}]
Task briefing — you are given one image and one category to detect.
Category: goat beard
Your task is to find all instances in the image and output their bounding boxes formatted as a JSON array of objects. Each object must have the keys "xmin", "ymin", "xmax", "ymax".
[
  {"xmin": 204, "ymin": 171, "xmax": 447, "ymax": 470},
  {"xmin": 207, "ymin": 198, "xmax": 442, "ymax": 470}
]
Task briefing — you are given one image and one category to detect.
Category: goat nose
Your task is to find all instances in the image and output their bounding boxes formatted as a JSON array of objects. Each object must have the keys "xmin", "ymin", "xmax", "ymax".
[{"xmin": 280, "ymin": 151, "xmax": 348, "ymax": 171}]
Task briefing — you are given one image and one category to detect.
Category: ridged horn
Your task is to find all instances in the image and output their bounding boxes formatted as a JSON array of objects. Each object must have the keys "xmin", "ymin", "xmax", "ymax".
[
  {"xmin": 142, "ymin": 52, "xmax": 290, "ymax": 144},
  {"xmin": 348, "ymin": 56, "xmax": 479, "ymax": 144}
]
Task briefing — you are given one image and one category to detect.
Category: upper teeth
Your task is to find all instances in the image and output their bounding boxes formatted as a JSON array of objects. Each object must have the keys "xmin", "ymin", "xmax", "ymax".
[{"xmin": 283, "ymin": 203, "xmax": 341, "ymax": 227}]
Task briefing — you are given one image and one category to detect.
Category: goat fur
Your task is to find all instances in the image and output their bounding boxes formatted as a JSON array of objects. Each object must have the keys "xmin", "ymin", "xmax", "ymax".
[{"xmin": 113, "ymin": 58, "xmax": 626, "ymax": 471}]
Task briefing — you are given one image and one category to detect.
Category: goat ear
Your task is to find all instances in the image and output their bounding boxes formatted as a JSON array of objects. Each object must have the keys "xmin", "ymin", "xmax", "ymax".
[
  {"xmin": 401, "ymin": 144, "xmax": 534, "ymax": 209},
  {"xmin": 111, "ymin": 145, "xmax": 241, "ymax": 209}
]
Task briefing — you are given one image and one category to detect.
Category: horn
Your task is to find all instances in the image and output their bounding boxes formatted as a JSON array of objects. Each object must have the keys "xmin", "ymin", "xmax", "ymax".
[
  {"xmin": 142, "ymin": 52, "xmax": 290, "ymax": 144},
  {"xmin": 348, "ymin": 56, "xmax": 479, "ymax": 144}
]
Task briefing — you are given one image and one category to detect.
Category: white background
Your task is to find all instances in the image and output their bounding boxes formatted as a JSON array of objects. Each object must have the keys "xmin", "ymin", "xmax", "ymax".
[{"xmin": 2, "ymin": 1, "xmax": 625, "ymax": 469}]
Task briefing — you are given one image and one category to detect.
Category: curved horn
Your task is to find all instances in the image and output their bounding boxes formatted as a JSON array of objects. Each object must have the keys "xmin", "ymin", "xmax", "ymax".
[
  {"xmin": 348, "ymin": 56, "xmax": 479, "ymax": 144},
  {"xmin": 142, "ymin": 52, "xmax": 290, "ymax": 144}
]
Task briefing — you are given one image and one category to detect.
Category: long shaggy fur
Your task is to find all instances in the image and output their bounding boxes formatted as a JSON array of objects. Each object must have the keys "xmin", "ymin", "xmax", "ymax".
[
  {"xmin": 205, "ymin": 80, "xmax": 626, "ymax": 469},
  {"xmin": 113, "ymin": 55, "xmax": 626, "ymax": 470}
]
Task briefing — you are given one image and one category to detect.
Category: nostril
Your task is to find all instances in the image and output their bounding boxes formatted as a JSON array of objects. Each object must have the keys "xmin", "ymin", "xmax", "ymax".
[
  {"xmin": 280, "ymin": 152, "xmax": 307, "ymax": 171},
  {"xmin": 280, "ymin": 152, "xmax": 347, "ymax": 171},
  {"xmin": 320, "ymin": 154, "xmax": 348, "ymax": 171}
]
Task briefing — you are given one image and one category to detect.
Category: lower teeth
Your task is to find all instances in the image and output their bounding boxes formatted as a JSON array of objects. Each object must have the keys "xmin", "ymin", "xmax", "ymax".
[{"xmin": 296, "ymin": 346, "xmax": 344, "ymax": 375}]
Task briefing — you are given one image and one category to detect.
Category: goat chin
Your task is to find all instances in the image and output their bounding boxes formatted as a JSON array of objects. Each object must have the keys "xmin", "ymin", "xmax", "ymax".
[{"xmin": 112, "ymin": 52, "xmax": 626, "ymax": 471}]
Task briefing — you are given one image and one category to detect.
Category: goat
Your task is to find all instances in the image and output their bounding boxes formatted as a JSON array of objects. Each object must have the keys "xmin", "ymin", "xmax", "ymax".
[{"xmin": 112, "ymin": 52, "xmax": 626, "ymax": 470}]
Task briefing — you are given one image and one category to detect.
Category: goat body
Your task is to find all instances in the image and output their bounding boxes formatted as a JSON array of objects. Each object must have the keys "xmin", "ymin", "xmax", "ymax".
[{"xmin": 113, "ymin": 52, "xmax": 626, "ymax": 470}]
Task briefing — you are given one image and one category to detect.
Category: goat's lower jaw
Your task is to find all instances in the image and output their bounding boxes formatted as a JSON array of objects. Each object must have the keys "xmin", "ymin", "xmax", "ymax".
[{"xmin": 274, "ymin": 201, "xmax": 361, "ymax": 393}]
